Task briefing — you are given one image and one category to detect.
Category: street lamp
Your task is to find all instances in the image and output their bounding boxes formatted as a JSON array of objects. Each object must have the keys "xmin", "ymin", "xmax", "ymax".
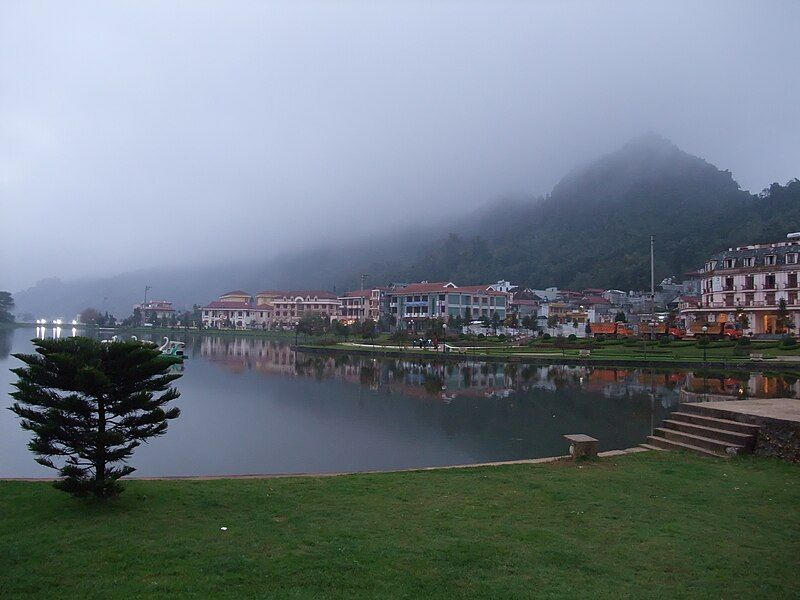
[
  {"xmin": 442, "ymin": 323, "xmax": 447, "ymax": 353},
  {"xmin": 701, "ymin": 325, "xmax": 708, "ymax": 364}
]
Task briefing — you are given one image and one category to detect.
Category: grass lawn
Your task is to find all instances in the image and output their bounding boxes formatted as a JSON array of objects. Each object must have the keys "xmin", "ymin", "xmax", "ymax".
[
  {"xmin": 319, "ymin": 337, "xmax": 800, "ymax": 367},
  {"xmin": 1, "ymin": 452, "xmax": 798, "ymax": 599}
]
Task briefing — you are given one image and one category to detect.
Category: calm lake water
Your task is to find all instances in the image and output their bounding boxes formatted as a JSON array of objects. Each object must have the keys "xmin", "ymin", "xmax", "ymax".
[{"xmin": 2, "ymin": 327, "xmax": 797, "ymax": 477}]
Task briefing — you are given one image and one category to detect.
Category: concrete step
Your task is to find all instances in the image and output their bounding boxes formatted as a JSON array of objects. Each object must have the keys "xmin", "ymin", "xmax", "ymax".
[
  {"xmin": 653, "ymin": 427, "xmax": 744, "ymax": 455},
  {"xmin": 646, "ymin": 435, "xmax": 725, "ymax": 457},
  {"xmin": 639, "ymin": 443, "xmax": 666, "ymax": 451},
  {"xmin": 670, "ymin": 410, "xmax": 760, "ymax": 435},
  {"xmin": 662, "ymin": 419, "xmax": 755, "ymax": 449}
]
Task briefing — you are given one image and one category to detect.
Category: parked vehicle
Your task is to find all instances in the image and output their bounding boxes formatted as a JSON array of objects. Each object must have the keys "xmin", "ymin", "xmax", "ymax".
[
  {"xmin": 639, "ymin": 323, "xmax": 687, "ymax": 339},
  {"xmin": 689, "ymin": 322, "xmax": 743, "ymax": 340},
  {"xmin": 590, "ymin": 323, "xmax": 635, "ymax": 338}
]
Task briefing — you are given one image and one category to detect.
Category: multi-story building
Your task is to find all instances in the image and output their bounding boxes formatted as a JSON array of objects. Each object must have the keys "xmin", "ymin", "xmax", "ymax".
[
  {"xmin": 337, "ymin": 288, "xmax": 388, "ymax": 323},
  {"xmin": 680, "ymin": 236, "xmax": 800, "ymax": 334},
  {"xmin": 256, "ymin": 290, "xmax": 339, "ymax": 326},
  {"xmin": 133, "ymin": 300, "xmax": 175, "ymax": 322},
  {"xmin": 201, "ymin": 291, "xmax": 271, "ymax": 330},
  {"xmin": 387, "ymin": 282, "xmax": 508, "ymax": 326}
]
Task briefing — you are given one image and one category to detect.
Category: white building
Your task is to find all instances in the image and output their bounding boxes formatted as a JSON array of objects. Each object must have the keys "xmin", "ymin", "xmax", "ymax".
[{"xmin": 680, "ymin": 236, "xmax": 800, "ymax": 335}]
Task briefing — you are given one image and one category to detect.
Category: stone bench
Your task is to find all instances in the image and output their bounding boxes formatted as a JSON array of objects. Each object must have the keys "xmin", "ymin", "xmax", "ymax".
[
  {"xmin": 750, "ymin": 353, "xmax": 764, "ymax": 361},
  {"xmin": 579, "ymin": 349, "xmax": 591, "ymax": 357},
  {"xmin": 564, "ymin": 434, "xmax": 599, "ymax": 459}
]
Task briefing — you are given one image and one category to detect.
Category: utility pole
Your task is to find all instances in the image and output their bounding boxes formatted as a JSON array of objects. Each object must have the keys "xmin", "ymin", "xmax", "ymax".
[
  {"xmin": 360, "ymin": 273, "xmax": 368, "ymax": 291},
  {"xmin": 650, "ymin": 235, "xmax": 655, "ymax": 321}
]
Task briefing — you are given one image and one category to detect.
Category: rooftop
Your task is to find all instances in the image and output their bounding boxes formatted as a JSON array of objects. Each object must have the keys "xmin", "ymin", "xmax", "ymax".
[{"xmin": 256, "ymin": 290, "xmax": 337, "ymax": 299}]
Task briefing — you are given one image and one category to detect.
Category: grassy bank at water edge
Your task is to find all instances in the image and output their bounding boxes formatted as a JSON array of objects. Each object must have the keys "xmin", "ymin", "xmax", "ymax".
[{"xmin": 1, "ymin": 451, "xmax": 798, "ymax": 598}]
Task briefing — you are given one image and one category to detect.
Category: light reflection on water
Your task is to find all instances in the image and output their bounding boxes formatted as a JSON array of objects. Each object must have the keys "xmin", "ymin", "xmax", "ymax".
[{"xmin": 1, "ymin": 327, "xmax": 795, "ymax": 477}]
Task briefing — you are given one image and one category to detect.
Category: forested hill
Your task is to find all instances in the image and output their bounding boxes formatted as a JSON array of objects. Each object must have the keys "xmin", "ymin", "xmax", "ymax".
[
  {"xmin": 349, "ymin": 135, "xmax": 800, "ymax": 291},
  {"xmin": 12, "ymin": 135, "xmax": 800, "ymax": 318}
]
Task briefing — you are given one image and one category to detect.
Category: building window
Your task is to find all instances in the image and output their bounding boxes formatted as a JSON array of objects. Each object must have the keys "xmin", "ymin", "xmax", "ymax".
[
  {"xmin": 743, "ymin": 257, "xmax": 755, "ymax": 267},
  {"xmin": 723, "ymin": 259, "xmax": 734, "ymax": 269},
  {"xmin": 765, "ymin": 255, "xmax": 777, "ymax": 266},
  {"xmin": 788, "ymin": 254, "xmax": 798, "ymax": 265}
]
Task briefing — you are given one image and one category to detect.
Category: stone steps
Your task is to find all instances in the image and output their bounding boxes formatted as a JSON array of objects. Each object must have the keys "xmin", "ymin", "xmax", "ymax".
[
  {"xmin": 668, "ymin": 411, "xmax": 760, "ymax": 435},
  {"xmin": 652, "ymin": 427, "xmax": 744, "ymax": 455},
  {"xmin": 645, "ymin": 435, "xmax": 723, "ymax": 457},
  {"xmin": 661, "ymin": 419, "xmax": 755, "ymax": 449},
  {"xmin": 647, "ymin": 404, "xmax": 759, "ymax": 458}
]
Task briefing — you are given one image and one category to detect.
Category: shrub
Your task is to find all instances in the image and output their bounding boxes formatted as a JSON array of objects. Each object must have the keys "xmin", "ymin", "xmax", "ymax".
[
  {"xmin": 737, "ymin": 336, "xmax": 751, "ymax": 346},
  {"xmin": 567, "ymin": 334, "xmax": 577, "ymax": 341},
  {"xmin": 781, "ymin": 336, "xmax": 797, "ymax": 348},
  {"xmin": 659, "ymin": 337, "xmax": 671, "ymax": 346},
  {"xmin": 542, "ymin": 333, "xmax": 551, "ymax": 340}
]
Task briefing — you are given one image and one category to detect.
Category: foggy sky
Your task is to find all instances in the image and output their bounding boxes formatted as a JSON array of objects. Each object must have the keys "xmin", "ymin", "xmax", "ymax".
[{"xmin": 2, "ymin": 1, "xmax": 799, "ymax": 292}]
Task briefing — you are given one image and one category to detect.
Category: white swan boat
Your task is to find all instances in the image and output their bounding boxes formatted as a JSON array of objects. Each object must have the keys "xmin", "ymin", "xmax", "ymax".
[{"xmin": 158, "ymin": 337, "xmax": 185, "ymax": 358}]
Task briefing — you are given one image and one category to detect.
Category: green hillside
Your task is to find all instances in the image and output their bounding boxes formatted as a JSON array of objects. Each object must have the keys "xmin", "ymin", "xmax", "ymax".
[{"xmin": 383, "ymin": 135, "xmax": 800, "ymax": 290}]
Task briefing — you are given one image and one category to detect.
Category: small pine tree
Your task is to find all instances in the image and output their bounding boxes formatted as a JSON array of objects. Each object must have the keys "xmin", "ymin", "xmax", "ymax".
[
  {"xmin": 10, "ymin": 337, "xmax": 182, "ymax": 498},
  {"xmin": 776, "ymin": 298, "xmax": 791, "ymax": 333}
]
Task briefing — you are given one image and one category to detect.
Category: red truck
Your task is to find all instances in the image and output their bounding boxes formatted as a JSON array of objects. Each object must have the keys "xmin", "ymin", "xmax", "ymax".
[
  {"xmin": 590, "ymin": 322, "xmax": 635, "ymax": 338},
  {"xmin": 689, "ymin": 322, "xmax": 743, "ymax": 340},
  {"xmin": 639, "ymin": 323, "xmax": 687, "ymax": 339}
]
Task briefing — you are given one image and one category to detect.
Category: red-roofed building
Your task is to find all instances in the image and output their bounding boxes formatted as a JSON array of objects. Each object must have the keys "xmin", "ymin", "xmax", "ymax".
[
  {"xmin": 133, "ymin": 300, "xmax": 175, "ymax": 323},
  {"xmin": 256, "ymin": 290, "xmax": 339, "ymax": 325},
  {"xmin": 201, "ymin": 292, "xmax": 270, "ymax": 330},
  {"xmin": 386, "ymin": 282, "xmax": 508, "ymax": 327}
]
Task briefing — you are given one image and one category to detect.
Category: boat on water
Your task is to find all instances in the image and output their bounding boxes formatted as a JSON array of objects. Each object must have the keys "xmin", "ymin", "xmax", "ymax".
[{"xmin": 158, "ymin": 337, "xmax": 185, "ymax": 358}]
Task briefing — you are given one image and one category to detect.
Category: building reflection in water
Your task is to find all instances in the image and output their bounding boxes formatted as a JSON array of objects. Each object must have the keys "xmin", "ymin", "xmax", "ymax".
[{"xmin": 193, "ymin": 335, "xmax": 800, "ymax": 404}]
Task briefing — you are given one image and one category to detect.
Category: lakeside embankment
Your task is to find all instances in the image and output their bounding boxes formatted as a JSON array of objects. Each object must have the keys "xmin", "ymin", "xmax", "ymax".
[
  {"xmin": 293, "ymin": 342, "xmax": 800, "ymax": 372},
  {"xmin": 1, "ymin": 451, "xmax": 797, "ymax": 598}
]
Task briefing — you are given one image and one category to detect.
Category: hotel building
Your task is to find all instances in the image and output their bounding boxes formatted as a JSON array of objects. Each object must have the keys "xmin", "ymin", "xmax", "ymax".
[
  {"xmin": 680, "ymin": 237, "xmax": 800, "ymax": 334},
  {"xmin": 255, "ymin": 290, "xmax": 339, "ymax": 326},
  {"xmin": 337, "ymin": 288, "xmax": 389, "ymax": 324},
  {"xmin": 386, "ymin": 282, "xmax": 508, "ymax": 326}
]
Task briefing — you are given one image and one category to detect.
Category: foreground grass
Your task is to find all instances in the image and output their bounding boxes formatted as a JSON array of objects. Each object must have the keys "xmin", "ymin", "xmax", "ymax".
[{"xmin": 1, "ymin": 452, "xmax": 799, "ymax": 599}]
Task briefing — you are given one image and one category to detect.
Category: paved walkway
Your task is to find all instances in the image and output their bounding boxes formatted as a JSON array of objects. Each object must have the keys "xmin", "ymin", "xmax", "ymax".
[{"xmin": 700, "ymin": 398, "xmax": 800, "ymax": 424}]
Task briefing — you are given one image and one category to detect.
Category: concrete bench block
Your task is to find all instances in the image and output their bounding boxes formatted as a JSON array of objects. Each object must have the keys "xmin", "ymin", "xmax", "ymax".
[{"xmin": 564, "ymin": 434, "xmax": 599, "ymax": 459}]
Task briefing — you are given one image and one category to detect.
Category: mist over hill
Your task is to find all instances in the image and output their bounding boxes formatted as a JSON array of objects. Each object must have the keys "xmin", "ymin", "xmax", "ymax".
[{"xmin": 12, "ymin": 135, "xmax": 800, "ymax": 319}]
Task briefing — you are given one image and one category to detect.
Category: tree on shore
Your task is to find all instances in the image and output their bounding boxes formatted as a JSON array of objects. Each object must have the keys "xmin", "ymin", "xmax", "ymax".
[
  {"xmin": 0, "ymin": 291, "xmax": 15, "ymax": 323},
  {"xmin": 9, "ymin": 337, "xmax": 182, "ymax": 498},
  {"xmin": 776, "ymin": 298, "xmax": 791, "ymax": 333},
  {"xmin": 80, "ymin": 307, "xmax": 101, "ymax": 325},
  {"xmin": 298, "ymin": 312, "xmax": 330, "ymax": 336}
]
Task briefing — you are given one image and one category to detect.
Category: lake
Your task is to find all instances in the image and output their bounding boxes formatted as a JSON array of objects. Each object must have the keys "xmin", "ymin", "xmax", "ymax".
[{"xmin": 2, "ymin": 327, "xmax": 796, "ymax": 477}]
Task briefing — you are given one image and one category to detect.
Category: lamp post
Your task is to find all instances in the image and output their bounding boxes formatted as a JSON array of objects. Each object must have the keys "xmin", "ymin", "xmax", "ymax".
[
  {"xmin": 701, "ymin": 325, "xmax": 708, "ymax": 364},
  {"xmin": 442, "ymin": 323, "xmax": 447, "ymax": 354}
]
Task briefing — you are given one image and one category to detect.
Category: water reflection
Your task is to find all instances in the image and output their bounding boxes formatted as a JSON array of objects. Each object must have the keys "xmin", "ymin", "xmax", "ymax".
[
  {"xmin": 2, "ymin": 328, "xmax": 799, "ymax": 477},
  {"xmin": 193, "ymin": 335, "xmax": 800, "ymax": 403},
  {"xmin": 0, "ymin": 328, "xmax": 11, "ymax": 359}
]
